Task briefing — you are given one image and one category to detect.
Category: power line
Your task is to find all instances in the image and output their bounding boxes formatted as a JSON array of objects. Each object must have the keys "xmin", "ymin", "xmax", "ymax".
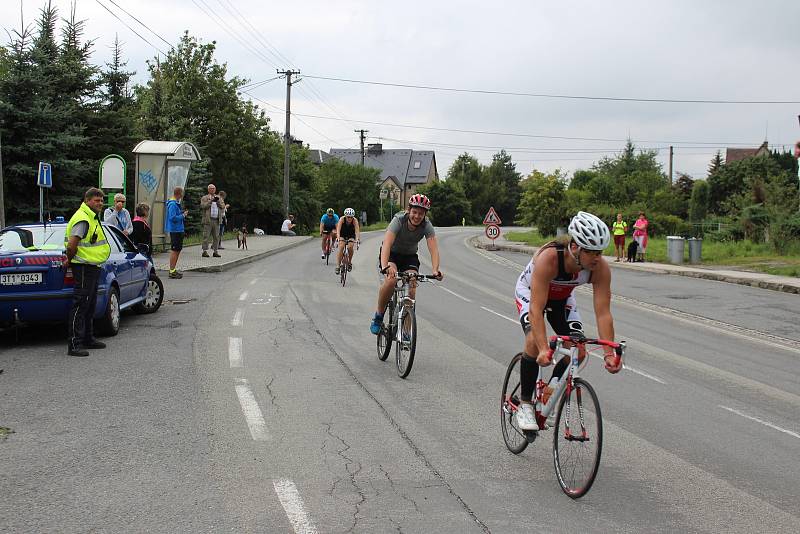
[
  {"xmin": 284, "ymin": 110, "xmax": 780, "ymax": 147},
  {"xmin": 302, "ymin": 74, "xmax": 800, "ymax": 105},
  {"xmin": 93, "ymin": 0, "xmax": 167, "ymax": 56},
  {"xmin": 104, "ymin": 0, "xmax": 174, "ymax": 50}
]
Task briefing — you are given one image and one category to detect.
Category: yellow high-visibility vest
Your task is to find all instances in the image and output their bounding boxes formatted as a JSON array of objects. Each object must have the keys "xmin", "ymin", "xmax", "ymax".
[{"xmin": 65, "ymin": 202, "xmax": 111, "ymax": 265}]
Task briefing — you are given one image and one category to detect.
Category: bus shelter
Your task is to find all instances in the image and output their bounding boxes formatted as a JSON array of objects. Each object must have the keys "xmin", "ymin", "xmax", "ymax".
[{"xmin": 133, "ymin": 141, "xmax": 200, "ymax": 249}]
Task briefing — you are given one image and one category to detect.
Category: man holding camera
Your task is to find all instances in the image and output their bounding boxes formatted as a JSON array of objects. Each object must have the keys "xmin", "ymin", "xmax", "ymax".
[{"xmin": 200, "ymin": 183, "xmax": 225, "ymax": 258}]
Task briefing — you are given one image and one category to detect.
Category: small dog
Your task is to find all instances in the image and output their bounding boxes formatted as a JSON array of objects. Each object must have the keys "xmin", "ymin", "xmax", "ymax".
[
  {"xmin": 626, "ymin": 241, "xmax": 638, "ymax": 263},
  {"xmin": 237, "ymin": 225, "xmax": 248, "ymax": 250}
]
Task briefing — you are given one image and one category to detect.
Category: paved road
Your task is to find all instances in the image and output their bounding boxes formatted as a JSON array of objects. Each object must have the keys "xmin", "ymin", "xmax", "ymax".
[{"xmin": 1, "ymin": 227, "xmax": 798, "ymax": 532}]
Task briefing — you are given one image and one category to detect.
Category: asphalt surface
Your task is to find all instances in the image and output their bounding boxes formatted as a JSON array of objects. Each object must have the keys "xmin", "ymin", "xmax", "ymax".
[{"xmin": 1, "ymin": 227, "xmax": 798, "ymax": 533}]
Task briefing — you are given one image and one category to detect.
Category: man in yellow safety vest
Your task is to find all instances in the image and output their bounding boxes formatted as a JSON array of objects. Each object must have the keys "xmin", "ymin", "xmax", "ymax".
[{"xmin": 64, "ymin": 187, "xmax": 111, "ymax": 356}]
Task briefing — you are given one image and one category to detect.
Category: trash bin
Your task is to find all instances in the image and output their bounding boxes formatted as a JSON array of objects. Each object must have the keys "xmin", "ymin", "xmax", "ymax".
[
  {"xmin": 687, "ymin": 237, "xmax": 702, "ymax": 264},
  {"xmin": 666, "ymin": 236, "xmax": 685, "ymax": 264}
]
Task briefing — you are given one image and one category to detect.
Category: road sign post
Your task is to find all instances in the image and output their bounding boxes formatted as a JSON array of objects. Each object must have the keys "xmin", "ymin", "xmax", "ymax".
[
  {"xmin": 485, "ymin": 224, "xmax": 501, "ymax": 249},
  {"xmin": 37, "ymin": 162, "xmax": 53, "ymax": 223},
  {"xmin": 482, "ymin": 206, "xmax": 502, "ymax": 249},
  {"xmin": 482, "ymin": 206, "xmax": 502, "ymax": 226}
]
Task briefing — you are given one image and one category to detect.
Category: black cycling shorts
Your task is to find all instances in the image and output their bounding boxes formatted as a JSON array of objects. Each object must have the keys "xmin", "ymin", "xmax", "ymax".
[
  {"xmin": 387, "ymin": 251, "xmax": 420, "ymax": 273},
  {"xmin": 520, "ymin": 298, "xmax": 583, "ymax": 337},
  {"xmin": 170, "ymin": 232, "xmax": 184, "ymax": 252}
]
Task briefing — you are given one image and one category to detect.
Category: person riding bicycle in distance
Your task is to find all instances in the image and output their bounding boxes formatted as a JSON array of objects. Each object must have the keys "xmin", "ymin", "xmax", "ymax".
[
  {"xmin": 515, "ymin": 211, "xmax": 623, "ymax": 431},
  {"xmin": 335, "ymin": 207, "xmax": 361, "ymax": 275},
  {"xmin": 319, "ymin": 207, "xmax": 339, "ymax": 259},
  {"xmin": 370, "ymin": 194, "xmax": 443, "ymax": 335}
]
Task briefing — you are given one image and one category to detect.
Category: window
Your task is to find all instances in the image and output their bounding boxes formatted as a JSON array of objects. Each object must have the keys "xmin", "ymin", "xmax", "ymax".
[{"xmin": 413, "ymin": 160, "xmax": 421, "ymax": 169}]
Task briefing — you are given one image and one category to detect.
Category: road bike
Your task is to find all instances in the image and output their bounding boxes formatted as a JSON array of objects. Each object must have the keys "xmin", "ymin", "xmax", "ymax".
[
  {"xmin": 376, "ymin": 271, "xmax": 437, "ymax": 378},
  {"xmin": 322, "ymin": 232, "xmax": 335, "ymax": 265},
  {"xmin": 337, "ymin": 239, "xmax": 358, "ymax": 287},
  {"xmin": 500, "ymin": 334, "xmax": 624, "ymax": 498}
]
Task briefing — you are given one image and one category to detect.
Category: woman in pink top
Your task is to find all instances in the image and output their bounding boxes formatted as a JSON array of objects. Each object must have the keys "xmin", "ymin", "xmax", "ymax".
[{"xmin": 632, "ymin": 211, "xmax": 649, "ymax": 262}]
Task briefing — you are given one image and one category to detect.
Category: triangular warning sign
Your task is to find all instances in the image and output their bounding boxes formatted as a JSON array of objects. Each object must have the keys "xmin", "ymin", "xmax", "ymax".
[{"xmin": 482, "ymin": 207, "xmax": 502, "ymax": 225}]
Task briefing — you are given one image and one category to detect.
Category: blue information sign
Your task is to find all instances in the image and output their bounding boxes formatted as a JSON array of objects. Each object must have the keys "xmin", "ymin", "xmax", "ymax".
[{"xmin": 37, "ymin": 162, "xmax": 53, "ymax": 188}]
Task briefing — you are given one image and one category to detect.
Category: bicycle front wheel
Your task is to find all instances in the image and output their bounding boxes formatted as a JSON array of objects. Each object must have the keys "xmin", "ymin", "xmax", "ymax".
[
  {"xmin": 500, "ymin": 353, "xmax": 529, "ymax": 454},
  {"xmin": 376, "ymin": 301, "xmax": 394, "ymax": 361},
  {"xmin": 395, "ymin": 304, "xmax": 417, "ymax": 378},
  {"xmin": 552, "ymin": 377, "xmax": 603, "ymax": 499},
  {"xmin": 340, "ymin": 259, "xmax": 347, "ymax": 286}
]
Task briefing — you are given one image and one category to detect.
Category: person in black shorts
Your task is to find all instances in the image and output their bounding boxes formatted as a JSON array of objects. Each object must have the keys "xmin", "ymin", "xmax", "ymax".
[
  {"xmin": 335, "ymin": 208, "xmax": 361, "ymax": 275},
  {"xmin": 164, "ymin": 186, "xmax": 187, "ymax": 279},
  {"xmin": 370, "ymin": 194, "xmax": 443, "ymax": 335}
]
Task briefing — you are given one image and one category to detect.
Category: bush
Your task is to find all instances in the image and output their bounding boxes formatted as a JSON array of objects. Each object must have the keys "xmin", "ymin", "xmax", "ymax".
[{"xmin": 771, "ymin": 214, "xmax": 800, "ymax": 254}]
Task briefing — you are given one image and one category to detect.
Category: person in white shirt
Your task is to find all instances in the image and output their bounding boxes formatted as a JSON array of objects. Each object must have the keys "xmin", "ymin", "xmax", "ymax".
[
  {"xmin": 103, "ymin": 193, "xmax": 133, "ymax": 236},
  {"xmin": 281, "ymin": 214, "xmax": 296, "ymax": 236}
]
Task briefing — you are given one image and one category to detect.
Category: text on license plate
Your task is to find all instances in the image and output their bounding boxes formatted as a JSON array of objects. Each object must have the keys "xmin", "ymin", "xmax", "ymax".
[{"xmin": 1, "ymin": 273, "xmax": 43, "ymax": 285}]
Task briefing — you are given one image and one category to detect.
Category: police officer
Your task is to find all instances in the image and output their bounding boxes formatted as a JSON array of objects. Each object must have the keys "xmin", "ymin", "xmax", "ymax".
[{"xmin": 64, "ymin": 187, "xmax": 111, "ymax": 356}]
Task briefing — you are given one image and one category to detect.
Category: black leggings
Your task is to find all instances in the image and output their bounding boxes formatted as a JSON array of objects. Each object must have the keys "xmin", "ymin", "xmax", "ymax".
[{"xmin": 519, "ymin": 299, "xmax": 583, "ymax": 402}]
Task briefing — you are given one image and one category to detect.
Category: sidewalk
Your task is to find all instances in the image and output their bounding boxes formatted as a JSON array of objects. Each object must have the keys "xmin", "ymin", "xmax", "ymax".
[
  {"xmin": 471, "ymin": 234, "xmax": 800, "ymax": 295},
  {"xmin": 151, "ymin": 234, "xmax": 313, "ymax": 273}
]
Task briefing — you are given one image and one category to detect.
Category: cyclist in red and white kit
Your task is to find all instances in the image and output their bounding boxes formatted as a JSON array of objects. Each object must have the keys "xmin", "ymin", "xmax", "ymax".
[{"xmin": 514, "ymin": 211, "xmax": 623, "ymax": 431}]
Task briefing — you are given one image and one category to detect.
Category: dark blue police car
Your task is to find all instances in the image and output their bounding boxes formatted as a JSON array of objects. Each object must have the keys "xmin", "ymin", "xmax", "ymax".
[{"xmin": 0, "ymin": 219, "xmax": 163, "ymax": 335}]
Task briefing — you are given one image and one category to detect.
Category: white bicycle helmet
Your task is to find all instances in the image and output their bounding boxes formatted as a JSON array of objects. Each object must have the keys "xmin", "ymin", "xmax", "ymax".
[
  {"xmin": 568, "ymin": 211, "xmax": 611, "ymax": 251},
  {"xmin": 344, "ymin": 207, "xmax": 355, "ymax": 217}
]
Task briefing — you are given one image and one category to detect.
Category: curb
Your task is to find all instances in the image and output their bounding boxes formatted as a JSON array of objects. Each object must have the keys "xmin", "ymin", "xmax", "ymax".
[
  {"xmin": 158, "ymin": 237, "xmax": 314, "ymax": 274},
  {"xmin": 470, "ymin": 236, "xmax": 800, "ymax": 295}
]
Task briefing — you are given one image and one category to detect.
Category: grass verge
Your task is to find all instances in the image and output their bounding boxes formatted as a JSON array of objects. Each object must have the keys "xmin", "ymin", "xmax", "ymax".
[{"xmin": 504, "ymin": 230, "xmax": 800, "ymax": 277}]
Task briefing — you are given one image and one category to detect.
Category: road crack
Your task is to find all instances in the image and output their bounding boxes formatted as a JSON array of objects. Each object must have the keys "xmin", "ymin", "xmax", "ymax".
[
  {"xmin": 322, "ymin": 422, "xmax": 367, "ymax": 533},
  {"xmin": 289, "ymin": 284, "xmax": 491, "ymax": 534}
]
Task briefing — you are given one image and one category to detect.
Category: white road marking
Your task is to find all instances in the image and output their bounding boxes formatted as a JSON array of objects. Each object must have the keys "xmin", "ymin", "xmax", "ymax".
[
  {"xmin": 439, "ymin": 286, "xmax": 472, "ymax": 302},
  {"xmin": 273, "ymin": 479, "xmax": 318, "ymax": 534},
  {"xmin": 480, "ymin": 306, "xmax": 518, "ymax": 324},
  {"xmin": 621, "ymin": 364, "xmax": 666, "ymax": 384},
  {"xmin": 231, "ymin": 309, "xmax": 243, "ymax": 327},
  {"xmin": 250, "ymin": 278, "xmax": 258, "ymax": 285},
  {"xmin": 235, "ymin": 378, "xmax": 269, "ymax": 441},
  {"xmin": 239, "ymin": 291, "xmax": 249, "ymax": 301},
  {"xmin": 719, "ymin": 405, "xmax": 800, "ymax": 440},
  {"xmin": 228, "ymin": 337, "xmax": 243, "ymax": 368}
]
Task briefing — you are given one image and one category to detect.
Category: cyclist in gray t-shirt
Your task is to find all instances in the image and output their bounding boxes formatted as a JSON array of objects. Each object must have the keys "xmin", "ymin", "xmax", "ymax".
[{"xmin": 370, "ymin": 194, "xmax": 443, "ymax": 335}]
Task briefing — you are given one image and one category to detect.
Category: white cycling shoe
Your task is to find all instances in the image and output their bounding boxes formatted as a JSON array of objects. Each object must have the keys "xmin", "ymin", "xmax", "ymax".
[{"xmin": 516, "ymin": 403, "xmax": 538, "ymax": 431}]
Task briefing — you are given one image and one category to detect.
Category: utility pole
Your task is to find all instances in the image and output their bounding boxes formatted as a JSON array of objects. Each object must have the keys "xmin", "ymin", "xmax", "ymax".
[
  {"xmin": 278, "ymin": 69, "xmax": 300, "ymax": 218},
  {"xmin": 355, "ymin": 129, "xmax": 368, "ymax": 165},
  {"xmin": 668, "ymin": 145, "xmax": 674, "ymax": 184}
]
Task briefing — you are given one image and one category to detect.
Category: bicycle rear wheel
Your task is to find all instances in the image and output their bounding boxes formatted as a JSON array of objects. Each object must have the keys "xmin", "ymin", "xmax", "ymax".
[
  {"xmin": 500, "ymin": 353, "xmax": 529, "ymax": 454},
  {"xmin": 395, "ymin": 304, "xmax": 417, "ymax": 378},
  {"xmin": 376, "ymin": 301, "xmax": 394, "ymax": 361},
  {"xmin": 552, "ymin": 377, "xmax": 602, "ymax": 499}
]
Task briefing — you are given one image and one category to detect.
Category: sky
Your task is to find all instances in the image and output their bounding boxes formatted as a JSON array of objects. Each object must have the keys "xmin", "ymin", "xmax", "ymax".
[{"xmin": 2, "ymin": 0, "xmax": 799, "ymax": 181}]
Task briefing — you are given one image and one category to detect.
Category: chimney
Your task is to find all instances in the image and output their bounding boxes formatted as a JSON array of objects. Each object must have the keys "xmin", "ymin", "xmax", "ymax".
[{"xmin": 367, "ymin": 143, "xmax": 383, "ymax": 154}]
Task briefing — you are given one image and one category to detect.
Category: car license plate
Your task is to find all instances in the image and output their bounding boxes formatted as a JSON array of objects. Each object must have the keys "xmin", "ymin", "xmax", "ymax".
[{"xmin": 1, "ymin": 273, "xmax": 43, "ymax": 285}]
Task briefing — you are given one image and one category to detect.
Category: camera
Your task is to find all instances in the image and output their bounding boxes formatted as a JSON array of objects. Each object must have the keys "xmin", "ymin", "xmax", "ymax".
[{"xmin": 213, "ymin": 195, "xmax": 219, "ymax": 201}]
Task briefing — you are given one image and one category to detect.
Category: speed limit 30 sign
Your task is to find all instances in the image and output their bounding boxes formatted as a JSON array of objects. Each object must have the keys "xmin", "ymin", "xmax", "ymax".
[{"xmin": 485, "ymin": 224, "xmax": 501, "ymax": 240}]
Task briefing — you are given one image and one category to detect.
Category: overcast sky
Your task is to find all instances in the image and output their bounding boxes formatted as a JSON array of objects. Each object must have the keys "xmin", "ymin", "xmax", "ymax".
[{"xmin": 3, "ymin": 0, "xmax": 799, "ymax": 180}]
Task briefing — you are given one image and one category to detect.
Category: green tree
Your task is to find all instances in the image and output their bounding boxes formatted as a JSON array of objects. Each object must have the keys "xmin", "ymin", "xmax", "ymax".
[
  {"xmin": 0, "ymin": 4, "xmax": 92, "ymax": 222},
  {"xmin": 707, "ymin": 150, "xmax": 723, "ymax": 178},
  {"xmin": 134, "ymin": 32, "xmax": 286, "ymax": 227},
  {"xmin": 316, "ymin": 158, "xmax": 380, "ymax": 228},
  {"xmin": 483, "ymin": 150, "xmax": 521, "ymax": 223},
  {"xmin": 417, "ymin": 180, "xmax": 470, "ymax": 226},
  {"xmin": 516, "ymin": 169, "xmax": 569, "ymax": 235},
  {"xmin": 446, "ymin": 153, "xmax": 488, "ymax": 223},
  {"xmin": 568, "ymin": 169, "xmax": 597, "ymax": 190},
  {"xmin": 688, "ymin": 180, "xmax": 710, "ymax": 222}
]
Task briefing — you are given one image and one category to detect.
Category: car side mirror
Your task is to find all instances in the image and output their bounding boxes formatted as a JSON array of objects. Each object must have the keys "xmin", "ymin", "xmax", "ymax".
[{"xmin": 137, "ymin": 244, "xmax": 150, "ymax": 256}]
